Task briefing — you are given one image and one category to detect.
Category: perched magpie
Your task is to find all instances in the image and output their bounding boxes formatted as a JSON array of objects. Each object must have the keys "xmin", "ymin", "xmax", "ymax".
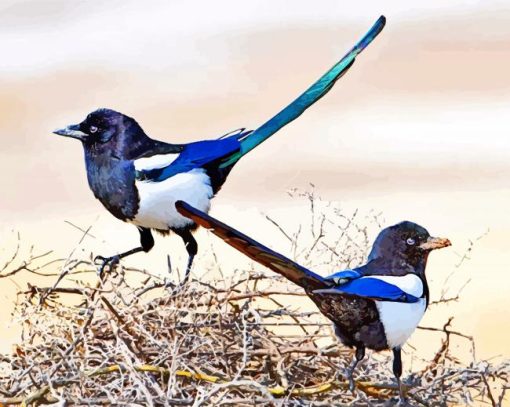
[
  {"xmin": 175, "ymin": 201, "xmax": 451, "ymax": 404},
  {"xmin": 53, "ymin": 16, "xmax": 385, "ymax": 281}
]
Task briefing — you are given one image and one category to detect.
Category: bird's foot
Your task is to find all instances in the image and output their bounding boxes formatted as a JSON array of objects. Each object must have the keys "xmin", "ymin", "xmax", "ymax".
[
  {"xmin": 397, "ymin": 381, "xmax": 411, "ymax": 406},
  {"xmin": 94, "ymin": 254, "xmax": 120, "ymax": 277},
  {"xmin": 164, "ymin": 279, "xmax": 176, "ymax": 290},
  {"xmin": 171, "ymin": 278, "xmax": 190, "ymax": 294},
  {"xmin": 348, "ymin": 376, "xmax": 356, "ymax": 393},
  {"xmin": 397, "ymin": 397, "xmax": 411, "ymax": 407},
  {"xmin": 180, "ymin": 276, "xmax": 190, "ymax": 287},
  {"xmin": 343, "ymin": 369, "xmax": 356, "ymax": 393}
]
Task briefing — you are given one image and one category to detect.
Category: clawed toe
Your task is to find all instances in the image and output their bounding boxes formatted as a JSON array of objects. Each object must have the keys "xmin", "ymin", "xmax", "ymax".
[
  {"xmin": 397, "ymin": 380, "xmax": 410, "ymax": 406},
  {"xmin": 164, "ymin": 279, "xmax": 176, "ymax": 290},
  {"xmin": 171, "ymin": 280, "xmax": 188, "ymax": 293},
  {"xmin": 93, "ymin": 254, "xmax": 116, "ymax": 265},
  {"xmin": 94, "ymin": 255, "xmax": 120, "ymax": 276},
  {"xmin": 397, "ymin": 397, "xmax": 411, "ymax": 407}
]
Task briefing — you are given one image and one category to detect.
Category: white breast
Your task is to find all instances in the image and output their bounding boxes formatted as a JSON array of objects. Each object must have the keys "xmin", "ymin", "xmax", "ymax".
[
  {"xmin": 372, "ymin": 274, "xmax": 426, "ymax": 349},
  {"xmin": 130, "ymin": 168, "xmax": 213, "ymax": 230}
]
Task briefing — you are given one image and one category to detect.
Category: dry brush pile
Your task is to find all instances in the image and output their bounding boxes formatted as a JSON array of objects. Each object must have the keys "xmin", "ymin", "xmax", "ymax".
[{"xmin": 0, "ymin": 190, "xmax": 508, "ymax": 406}]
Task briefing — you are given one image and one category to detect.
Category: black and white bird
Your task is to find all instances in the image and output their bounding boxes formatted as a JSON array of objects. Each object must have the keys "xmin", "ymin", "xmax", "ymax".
[
  {"xmin": 53, "ymin": 16, "xmax": 385, "ymax": 281},
  {"xmin": 175, "ymin": 200, "xmax": 451, "ymax": 404}
]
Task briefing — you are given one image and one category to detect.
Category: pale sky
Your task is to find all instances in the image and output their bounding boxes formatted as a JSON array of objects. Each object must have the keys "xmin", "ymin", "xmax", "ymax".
[{"xmin": 0, "ymin": 0, "xmax": 509, "ymax": 359}]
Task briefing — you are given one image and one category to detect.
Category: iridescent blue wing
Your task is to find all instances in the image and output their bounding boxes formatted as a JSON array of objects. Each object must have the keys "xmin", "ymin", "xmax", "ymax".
[{"xmin": 314, "ymin": 277, "xmax": 421, "ymax": 303}]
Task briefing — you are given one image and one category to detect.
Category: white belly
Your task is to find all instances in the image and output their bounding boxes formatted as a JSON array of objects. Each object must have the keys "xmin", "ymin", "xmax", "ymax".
[
  {"xmin": 376, "ymin": 298, "xmax": 426, "ymax": 349},
  {"xmin": 130, "ymin": 168, "xmax": 213, "ymax": 230}
]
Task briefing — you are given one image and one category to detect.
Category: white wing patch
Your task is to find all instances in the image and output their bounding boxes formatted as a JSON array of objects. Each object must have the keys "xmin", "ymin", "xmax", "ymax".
[
  {"xmin": 372, "ymin": 273, "xmax": 426, "ymax": 349},
  {"xmin": 369, "ymin": 274, "xmax": 423, "ymax": 297},
  {"xmin": 134, "ymin": 153, "xmax": 180, "ymax": 172},
  {"xmin": 130, "ymin": 168, "xmax": 213, "ymax": 230}
]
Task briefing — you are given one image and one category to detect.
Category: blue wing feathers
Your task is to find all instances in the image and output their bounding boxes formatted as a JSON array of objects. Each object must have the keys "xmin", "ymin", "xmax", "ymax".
[
  {"xmin": 137, "ymin": 138, "xmax": 240, "ymax": 182},
  {"xmin": 180, "ymin": 139, "xmax": 240, "ymax": 166},
  {"xmin": 136, "ymin": 16, "xmax": 385, "ymax": 181},
  {"xmin": 315, "ymin": 276, "xmax": 420, "ymax": 303}
]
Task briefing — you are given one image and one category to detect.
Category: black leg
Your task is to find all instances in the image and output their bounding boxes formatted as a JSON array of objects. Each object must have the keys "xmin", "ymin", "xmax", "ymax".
[
  {"xmin": 172, "ymin": 227, "xmax": 198, "ymax": 284},
  {"xmin": 139, "ymin": 227, "xmax": 155, "ymax": 252},
  {"xmin": 95, "ymin": 227, "xmax": 154, "ymax": 275},
  {"xmin": 393, "ymin": 347, "xmax": 406, "ymax": 405},
  {"xmin": 346, "ymin": 345, "xmax": 365, "ymax": 392}
]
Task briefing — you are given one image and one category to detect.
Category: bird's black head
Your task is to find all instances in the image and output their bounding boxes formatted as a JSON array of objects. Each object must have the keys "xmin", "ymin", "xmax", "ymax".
[
  {"xmin": 53, "ymin": 108, "xmax": 149, "ymax": 158},
  {"xmin": 368, "ymin": 221, "xmax": 451, "ymax": 269}
]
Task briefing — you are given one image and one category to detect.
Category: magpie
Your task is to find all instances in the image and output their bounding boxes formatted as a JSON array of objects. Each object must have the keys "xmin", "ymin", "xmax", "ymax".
[
  {"xmin": 53, "ymin": 16, "xmax": 385, "ymax": 281},
  {"xmin": 175, "ymin": 201, "xmax": 451, "ymax": 404}
]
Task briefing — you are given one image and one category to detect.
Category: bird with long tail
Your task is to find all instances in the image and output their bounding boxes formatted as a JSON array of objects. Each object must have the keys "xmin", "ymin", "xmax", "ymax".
[
  {"xmin": 175, "ymin": 200, "xmax": 451, "ymax": 404},
  {"xmin": 54, "ymin": 16, "xmax": 385, "ymax": 282}
]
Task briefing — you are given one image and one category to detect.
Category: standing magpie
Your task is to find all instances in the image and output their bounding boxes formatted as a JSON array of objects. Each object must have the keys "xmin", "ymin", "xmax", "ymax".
[
  {"xmin": 175, "ymin": 201, "xmax": 451, "ymax": 404},
  {"xmin": 53, "ymin": 16, "xmax": 385, "ymax": 281}
]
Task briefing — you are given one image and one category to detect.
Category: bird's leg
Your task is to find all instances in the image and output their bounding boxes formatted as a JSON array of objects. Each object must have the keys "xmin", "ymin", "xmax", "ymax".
[
  {"xmin": 183, "ymin": 251, "xmax": 196, "ymax": 284},
  {"xmin": 345, "ymin": 345, "xmax": 365, "ymax": 392},
  {"xmin": 163, "ymin": 255, "xmax": 176, "ymax": 289},
  {"xmin": 181, "ymin": 230, "xmax": 198, "ymax": 285},
  {"xmin": 393, "ymin": 347, "xmax": 408, "ymax": 405},
  {"xmin": 95, "ymin": 227, "xmax": 154, "ymax": 276},
  {"xmin": 172, "ymin": 227, "xmax": 198, "ymax": 285}
]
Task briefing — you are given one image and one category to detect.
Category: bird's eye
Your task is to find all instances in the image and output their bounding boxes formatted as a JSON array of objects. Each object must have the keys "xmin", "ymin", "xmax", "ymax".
[
  {"xmin": 406, "ymin": 238, "xmax": 416, "ymax": 246},
  {"xmin": 89, "ymin": 125, "xmax": 98, "ymax": 134}
]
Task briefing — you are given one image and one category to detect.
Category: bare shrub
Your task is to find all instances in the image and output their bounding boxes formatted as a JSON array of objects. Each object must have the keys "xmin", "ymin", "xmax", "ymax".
[{"xmin": 0, "ymin": 190, "xmax": 507, "ymax": 406}]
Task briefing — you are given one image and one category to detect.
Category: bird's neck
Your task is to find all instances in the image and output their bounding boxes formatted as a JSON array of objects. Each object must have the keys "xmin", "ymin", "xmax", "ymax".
[
  {"xmin": 124, "ymin": 133, "xmax": 159, "ymax": 159},
  {"xmin": 408, "ymin": 252, "xmax": 429, "ymax": 275},
  {"xmin": 366, "ymin": 254, "xmax": 428, "ymax": 277},
  {"xmin": 83, "ymin": 132, "xmax": 156, "ymax": 162}
]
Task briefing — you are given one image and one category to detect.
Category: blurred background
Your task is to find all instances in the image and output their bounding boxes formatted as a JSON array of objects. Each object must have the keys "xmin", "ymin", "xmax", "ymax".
[{"xmin": 0, "ymin": 0, "xmax": 509, "ymax": 365}]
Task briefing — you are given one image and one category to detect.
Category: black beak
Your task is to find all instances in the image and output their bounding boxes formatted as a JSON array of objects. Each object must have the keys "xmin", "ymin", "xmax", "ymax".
[
  {"xmin": 53, "ymin": 124, "xmax": 87, "ymax": 141},
  {"xmin": 419, "ymin": 236, "xmax": 452, "ymax": 251}
]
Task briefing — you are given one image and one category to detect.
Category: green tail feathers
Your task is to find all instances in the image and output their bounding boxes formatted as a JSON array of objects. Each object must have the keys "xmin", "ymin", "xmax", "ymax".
[{"xmin": 219, "ymin": 15, "xmax": 386, "ymax": 169}]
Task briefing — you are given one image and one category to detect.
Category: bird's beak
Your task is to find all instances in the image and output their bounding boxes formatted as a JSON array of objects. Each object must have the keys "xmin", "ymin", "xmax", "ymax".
[
  {"xmin": 419, "ymin": 236, "xmax": 452, "ymax": 251},
  {"xmin": 53, "ymin": 124, "xmax": 87, "ymax": 141}
]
